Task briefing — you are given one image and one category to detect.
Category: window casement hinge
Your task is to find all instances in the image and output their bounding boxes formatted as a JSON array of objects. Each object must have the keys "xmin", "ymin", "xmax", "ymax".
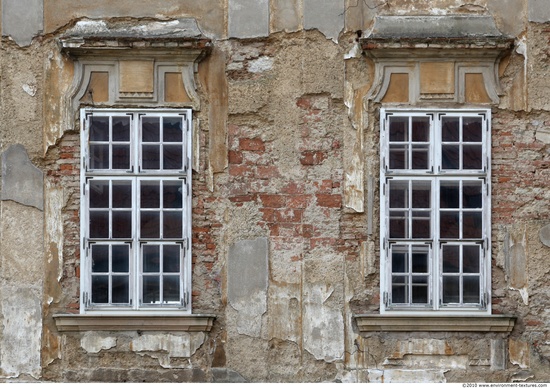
[
  {"xmin": 383, "ymin": 291, "xmax": 389, "ymax": 307},
  {"xmin": 83, "ymin": 292, "xmax": 90, "ymax": 308},
  {"xmin": 183, "ymin": 291, "xmax": 189, "ymax": 308},
  {"xmin": 482, "ymin": 292, "xmax": 489, "ymax": 308}
]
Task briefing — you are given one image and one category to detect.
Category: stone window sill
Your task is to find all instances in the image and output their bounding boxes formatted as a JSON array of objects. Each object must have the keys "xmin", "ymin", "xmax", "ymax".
[
  {"xmin": 354, "ymin": 314, "xmax": 516, "ymax": 332},
  {"xmin": 53, "ymin": 313, "xmax": 216, "ymax": 332}
]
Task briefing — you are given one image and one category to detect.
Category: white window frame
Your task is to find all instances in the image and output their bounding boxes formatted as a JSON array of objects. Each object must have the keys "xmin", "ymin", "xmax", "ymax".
[
  {"xmin": 80, "ymin": 108, "xmax": 193, "ymax": 314},
  {"xmin": 380, "ymin": 108, "xmax": 491, "ymax": 315}
]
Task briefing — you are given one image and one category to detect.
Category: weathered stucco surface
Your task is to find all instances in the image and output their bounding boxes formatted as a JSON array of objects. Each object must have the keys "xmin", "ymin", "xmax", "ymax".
[{"xmin": 0, "ymin": 0, "xmax": 550, "ymax": 383}]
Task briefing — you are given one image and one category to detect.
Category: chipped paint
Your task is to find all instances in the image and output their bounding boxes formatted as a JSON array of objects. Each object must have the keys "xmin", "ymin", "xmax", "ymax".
[{"xmin": 81, "ymin": 333, "xmax": 117, "ymax": 354}]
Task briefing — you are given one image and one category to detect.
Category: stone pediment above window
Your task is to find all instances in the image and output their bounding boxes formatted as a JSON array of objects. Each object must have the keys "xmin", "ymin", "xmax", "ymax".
[
  {"xmin": 360, "ymin": 15, "xmax": 515, "ymax": 105},
  {"xmin": 59, "ymin": 18, "xmax": 212, "ymax": 111}
]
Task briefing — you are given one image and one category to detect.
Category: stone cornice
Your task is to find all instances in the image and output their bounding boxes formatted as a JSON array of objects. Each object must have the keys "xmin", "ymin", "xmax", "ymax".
[
  {"xmin": 354, "ymin": 314, "xmax": 516, "ymax": 333},
  {"xmin": 54, "ymin": 314, "xmax": 216, "ymax": 332}
]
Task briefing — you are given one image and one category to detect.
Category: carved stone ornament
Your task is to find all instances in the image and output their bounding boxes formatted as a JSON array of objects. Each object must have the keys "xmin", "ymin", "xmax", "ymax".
[
  {"xmin": 360, "ymin": 15, "xmax": 515, "ymax": 105},
  {"xmin": 59, "ymin": 18, "xmax": 212, "ymax": 122}
]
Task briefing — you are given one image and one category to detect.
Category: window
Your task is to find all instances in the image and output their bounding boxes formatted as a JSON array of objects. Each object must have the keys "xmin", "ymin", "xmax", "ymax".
[
  {"xmin": 380, "ymin": 109, "xmax": 491, "ymax": 313},
  {"xmin": 80, "ymin": 109, "xmax": 192, "ymax": 313}
]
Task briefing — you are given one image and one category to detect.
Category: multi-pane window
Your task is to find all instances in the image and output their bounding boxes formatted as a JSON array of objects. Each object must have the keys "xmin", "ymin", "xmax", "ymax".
[
  {"xmin": 80, "ymin": 109, "xmax": 192, "ymax": 312},
  {"xmin": 380, "ymin": 109, "xmax": 490, "ymax": 313}
]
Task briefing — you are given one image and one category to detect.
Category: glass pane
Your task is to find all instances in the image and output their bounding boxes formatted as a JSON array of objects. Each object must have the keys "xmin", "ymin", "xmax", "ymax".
[
  {"xmin": 112, "ymin": 116, "xmax": 130, "ymax": 141},
  {"xmin": 442, "ymin": 245, "xmax": 460, "ymax": 273},
  {"xmin": 142, "ymin": 117, "xmax": 160, "ymax": 142},
  {"xmin": 90, "ymin": 144, "xmax": 109, "ymax": 169},
  {"xmin": 163, "ymin": 275, "xmax": 180, "ymax": 302},
  {"xmin": 389, "ymin": 117, "xmax": 408, "ymax": 142},
  {"xmin": 463, "ymin": 117, "xmax": 482, "ymax": 142},
  {"xmin": 141, "ymin": 181, "xmax": 160, "ymax": 208},
  {"xmin": 141, "ymin": 211, "xmax": 160, "ymax": 238},
  {"xmin": 389, "ymin": 211, "xmax": 407, "ymax": 238},
  {"xmin": 90, "ymin": 181, "xmax": 109, "ymax": 208},
  {"xmin": 112, "ymin": 275, "xmax": 129, "ymax": 303},
  {"xmin": 411, "ymin": 145, "xmax": 428, "ymax": 169},
  {"xmin": 392, "ymin": 247, "xmax": 408, "ymax": 273},
  {"xmin": 89, "ymin": 211, "xmax": 109, "ymax": 238},
  {"xmin": 112, "ymin": 211, "xmax": 132, "ymax": 238},
  {"xmin": 112, "ymin": 245, "xmax": 129, "ymax": 272},
  {"xmin": 463, "ymin": 276, "xmax": 480, "ymax": 303},
  {"xmin": 142, "ymin": 145, "xmax": 160, "ymax": 170},
  {"xmin": 143, "ymin": 245, "xmax": 160, "ymax": 273},
  {"xmin": 440, "ymin": 211, "xmax": 459, "ymax": 238},
  {"xmin": 412, "ymin": 181, "xmax": 430, "ymax": 208},
  {"xmin": 442, "ymin": 117, "xmax": 459, "ymax": 141},
  {"xmin": 412, "ymin": 276, "xmax": 428, "ymax": 304},
  {"xmin": 163, "ymin": 245, "xmax": 181, "ymax": 273},
  {"xmin": 164, "ymin": 182, "xmax": 183, "ymax": 208},
  {"xmin": 411, "ymin": 211, "xmax": 430, "ymax": 239},
  {"xmin": 442, "ymin": 145, "xmax": 460, "ymax": 170},
  {"xmin": 463, "ymin": 245, "xmax": 480, "ymax": 273},
  {"xmin": 112, "ymin": 181, "xmax": 132, "ymax": 208},
  {"xmin": 442, "ymin": 276, "xmax": 460, "ymax": 303},
  {"xmin": 391, "ymin": 276, "xmax": 408, "ymax": 304},
  {"xmin": 90, "ymin": 116, "xmax": 109, "ymax": 141},
  {"xmin": 91, "ymin": 275, "xmax": 109, "ymax": 303},
  {"xmin": 440, "ymin": 181, "xmax": 459, "ymax": 208},
  {"xmin": 412, "ymin": 251, "xmax": 428, "ymax": 273},
  {"xmin": 463, "ymin": 212, "xmax": 482, "ymax": 238},
  {"xmin": 164, "ymin": 117, "xmax": 183, "ymax": 142},
  {"xmin": 163, "ymin": 145, "xmax": 183, "ymax": 170},
  {"xmin": 389, "ymin": 181, "xmax": 408, "ymax": 208},
  {"xmin": 142, "ymin": 276, "xmax": 160, "ymax": 303},
  {"xmin": 463, "ymin": 145, "xmax": 482, "ymax": 169},
  {"xmin": 411, "ymin": 117, "xmax": 429, "ymax": 142},
  {"xmin": 463, "ymin": 181, "xmax": 482, "ymax": 209},
  {"xmin": 91, "ymin": 245, "xmax": 109, "ymax": 272},
  {"xmin": 163, "ymin": 211, "xmax": 183, "ymax": 238},
  {"xmin": 389, "ymin": 145, "xmax": 407, "ymax": 169},
  {"xmin": 112, "ymin": 145, "xmax": 130, "ymax": 170}
]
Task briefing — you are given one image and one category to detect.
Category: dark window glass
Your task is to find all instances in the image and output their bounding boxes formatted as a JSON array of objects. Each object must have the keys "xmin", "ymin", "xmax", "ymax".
[
  {"xmin": 112, "ymin": 116, "xmax": 130, "ymax": 141},
  {"xmin": 112, "ymin": 245, "xmax": 130, "ymax": 272},
  {"xmin": 463, "ymin": 117, "xmax": 482, "ymax": 142},
  {"xmin": 90, "ymin": 117, "xmax": 109, "ymax": 141},
  {"xmin": 141, "ymin": 211, "xmax": 160, "ymax": 238},
  {"xmin": 91, "ymin": 245, "xmax": 109, "ymax": 272},
  {"xmin": 163, "ymin": 275, "xmax": 180, "ymax": 302},
  {"xmin": 463, "ymin": 245, "xmax": 480, "ymax": 273},
  {"xmin": 463, "ymin": 276, "xmax": 480, "ymax": 303},
  {"xmin": 163, "ymin": 245, "xmax": 181, "ymax": 273},
  {"xmin": 442, "ymin": 245, "xmax": 460, "ymax": 273},
  {"xmin": 112, "ymin": 276, "xmax": 129, "ymax": 303},
  {"xmin": 112, "ymin": 210, "xmax": 132, "ymax": 238},
  {"xmin": 143, "ymin": 276, "xmax": 160, "ymax": 303},
  {"xmin": 143, "ymin": 245, "xmax": 160, "ymax": 273},
  {"xmin": 91, "ymin": 275, "xmax": 109, "ymax": 303},
  {"xmin": 442, "ymin": 276, "xmax": 460, "ymax": 303},
  {"xmin": 90, "ymin": 211, "xmax": 109, "ymax": 238},
  {"xmin": 164, "ymin": 117, "xmax": 183, "ymax": 142},
  {"xmin": 389, "ymin": 117, "xmax": 408, "ymax": 142},
  {"xmin": 442, "ymin": 117, "xmax": 459, "ymax": 141},
  {"xmin": 142, "ymin": 117, "xmax": 160, "ymax": 142},
  {"xmin": 90, "ymin": 181, "xmax": 109, "ymax": 208}
]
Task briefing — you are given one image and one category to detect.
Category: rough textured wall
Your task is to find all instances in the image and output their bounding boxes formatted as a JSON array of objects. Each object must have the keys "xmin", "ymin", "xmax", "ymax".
[{"xmin": 0, "ymin": 0, "xmax": 550, "ymax": 383}]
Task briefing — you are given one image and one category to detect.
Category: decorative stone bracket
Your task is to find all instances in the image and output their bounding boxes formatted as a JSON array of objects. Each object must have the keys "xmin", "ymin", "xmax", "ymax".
[
  {"xmin": 361, "ymin": 15, "xmax": 515, "ymax": 105},
  {"xmin": 59, "ymin": 18, "xmax": 212, "ymax": 126}
]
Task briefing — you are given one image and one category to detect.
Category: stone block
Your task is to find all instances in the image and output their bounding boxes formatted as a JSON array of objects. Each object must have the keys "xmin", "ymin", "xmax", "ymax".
[
  {"xmin": 227, "ymin": 237, "xmax": 268, "ymax": 337},
  {"xmin": 464, "ymin": 73, "xmax": 491, "ymax": 104},
  {"xmin": 119, "ymin": 60, "xmax": 154, "ymax": 93},
  {"xmin": 509, "ymin": 339, "xmax": 530, "ymax": 369},
  {"xmin": 539, "ymin": 224, "xmax": 550, "ymax": 247},
  {"xmin": 420, "ymin": 62, "xmax": 455, "ymax": 94},
  {"xmin": 491, "ymin": 339, "xmax": 506, "ymax": 370},
  {"xmin": 228, "ymin": 0, "xmax": 269, "ymax": 38},
  {"xmin": 271, "ymin": 0, "xmax": 300, "ymax": 33},
  {"xmin": 1, "ymin": 144, "xmax": 44, "ymax": 210},
  {"xmin": 1, "ymin": 0, "xmax": 43, "ymax": 46},
  {"xmin": 382, "ymin": 73, "xmax": 409, "ymax": 103},
  {"xmin": 529, "ymin": 0, "xmax": 550, "ymax": 22},
  {"xmin": 303, "ymin": 0, "xmax": 344, "ymax": 42}
]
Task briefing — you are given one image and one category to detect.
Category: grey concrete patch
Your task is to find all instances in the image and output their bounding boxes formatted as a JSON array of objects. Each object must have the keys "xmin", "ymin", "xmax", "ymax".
[
  {"xmin": 271, "ymin": 0, "xmax": 301, "ymax": 33},
  {"xmin": 539, "ymin": 224, "xmax": 550, "ymax": 247},
  {"xmin": 303, "ymin": 0, "xmax": 344, "ymax": 42},
  {"xmin": 227, "ymin": 237, "xmax": 268, "ymax": 336},
  {"xmin": 2, "ymin": 0, "xmax": 43, "ymax": 46},
  {"xmin": 1, "ymin": 144, "xmax": 44, "ymax": 210},
  {"xmin": 367, "ymin": 15, "xmax": 507, "ymax": 39},
  {"xmin": 529, "ymin": 0, "xmax": 550, "ymax": 22},
  {"xmin": 0, "ymin": 286, "xmax": 42, "ymax": 378},
  {"xmin": 491, "ymin": 339, "xmax": 506, "ymax": 370},
  {"xmin": 228, "ymin": 0, "xmax": 269, "ymax": 38},
  {"xmin": 212, "ymin": 368, "xmax": 248, "ymax": 383}
]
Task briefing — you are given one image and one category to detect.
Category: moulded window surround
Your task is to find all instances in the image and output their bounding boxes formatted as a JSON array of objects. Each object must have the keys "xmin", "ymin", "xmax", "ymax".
[
  {"xmin": 80, "ymin": 108, "xmax": 193, "ymax": 314},
  {"xmin": 380, "ymin": 108, "xmax": 491, "ymax": 314}
]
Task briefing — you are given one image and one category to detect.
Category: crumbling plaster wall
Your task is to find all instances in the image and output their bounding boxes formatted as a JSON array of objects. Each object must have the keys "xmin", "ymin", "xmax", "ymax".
[{"xmin": 0, "ymin": 0, "xmax": 549, "ymax": 383}]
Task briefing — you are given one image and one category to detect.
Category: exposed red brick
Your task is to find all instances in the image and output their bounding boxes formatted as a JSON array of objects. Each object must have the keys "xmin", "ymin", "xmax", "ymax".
[
  {"xmin": 300, "ymin": 150, "xmax": 327, "ymax": 165},
  {"xmin": 316, "ymin": 194, "xmax": 342, "ymax": 208},
  {"xmin": 228, "ymin": 150, "xmax": 243, "ymax": 164},
  {"xmin": 259, "ymin": 194, "xmax": 286, "ymax": 208},
  {"xmin": 239, "ymin": 137, "xmax": 265, "ymax": 151}
]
